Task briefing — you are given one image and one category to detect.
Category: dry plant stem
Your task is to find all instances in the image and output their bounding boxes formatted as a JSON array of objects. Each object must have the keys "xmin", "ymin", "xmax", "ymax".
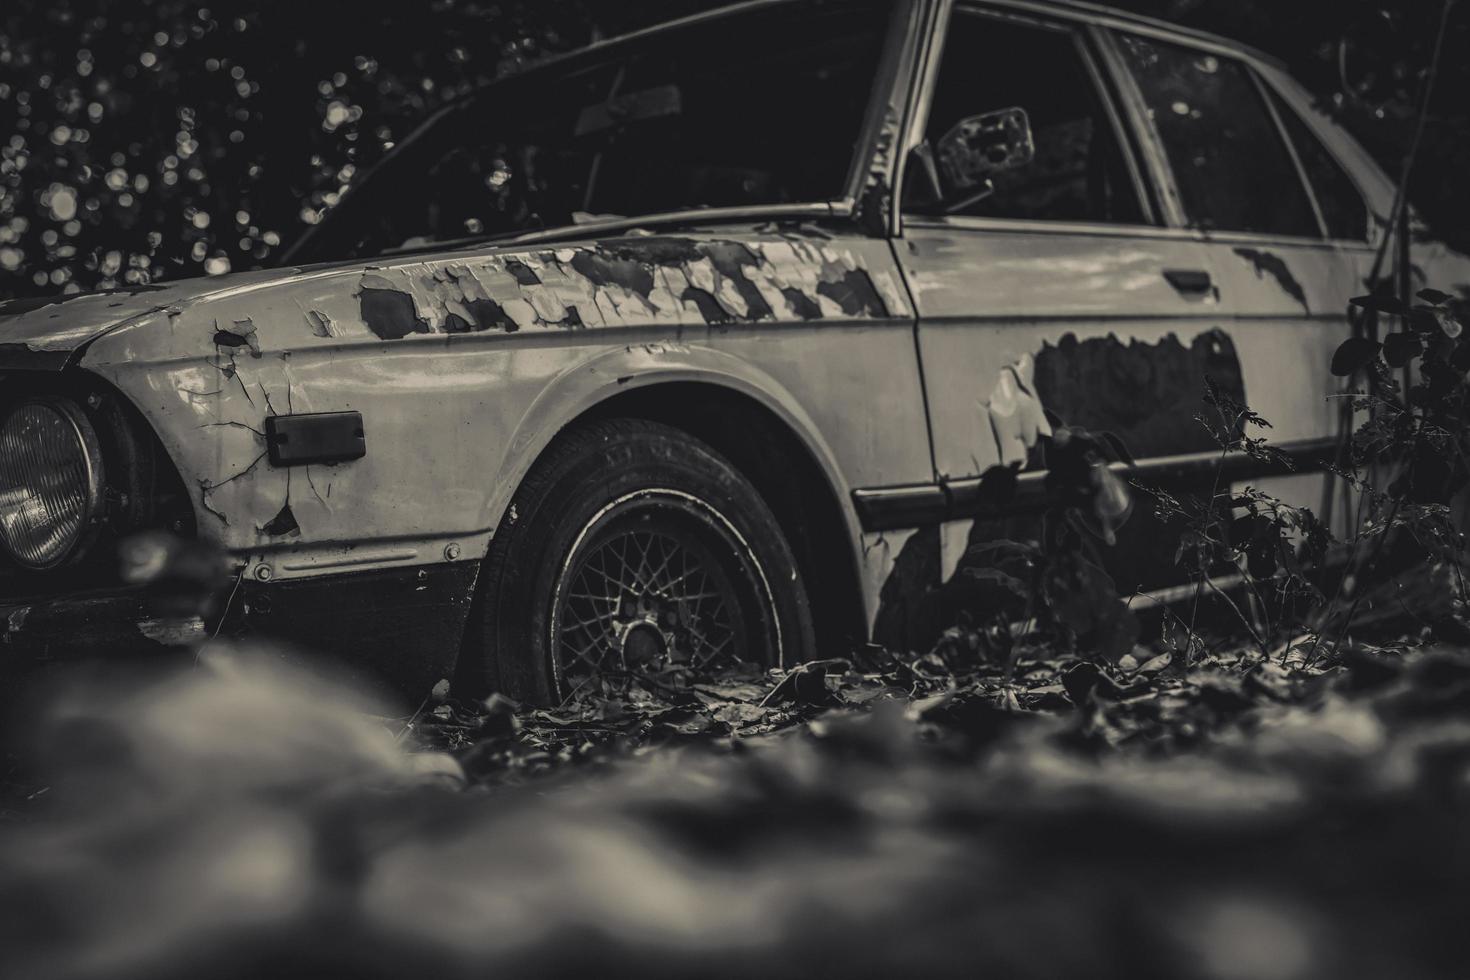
[
  {"xmin": 1186, "ymin": 407, "xmax": 1245, "ymax": 660},
  {"xmin": 1310, "ymin": 460, "xmax": 1381, "ymax": 657},
  {"xmin": 1241, "ymin": 567, "xmax": 1273, "ymax": 640},
  {"xmin": 1205, "ymin": 574, "xmax": 1268, "ymax": 658},
  {"xmin": 1314, "ymin": 496, "xmax": 1404, "ymax": 665},
  {"xmin": 1441, "ymin": 437, "xmax": 1470, "ymax": 603}
]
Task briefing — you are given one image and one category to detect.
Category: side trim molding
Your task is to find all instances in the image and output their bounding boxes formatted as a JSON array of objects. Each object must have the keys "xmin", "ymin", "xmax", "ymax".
[{"xmin": 852, "ymin": 436, "xmax": 1340, "ymax": 532}]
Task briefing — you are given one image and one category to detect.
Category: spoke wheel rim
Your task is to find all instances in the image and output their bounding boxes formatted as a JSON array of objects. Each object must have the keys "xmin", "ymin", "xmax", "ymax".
[{"xmin": 549, "ymin": 489, "xmax": 781, "ymax": 700}]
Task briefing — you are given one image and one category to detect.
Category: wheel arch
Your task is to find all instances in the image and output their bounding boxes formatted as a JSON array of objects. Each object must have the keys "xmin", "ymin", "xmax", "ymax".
[{"xmin": 482, "ymin": 350, "xmax": 871, "ymax": 659}]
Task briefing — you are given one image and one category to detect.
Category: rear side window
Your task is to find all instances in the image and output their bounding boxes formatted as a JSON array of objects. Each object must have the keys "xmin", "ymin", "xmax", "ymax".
[
  {"xmin": 909, "ymin": 11, "xmax": 1144, "ymax": 224},
  {"xmin": 1116, "ymin": 33, "xmax": 1319, "ymax": 238},
  {"xmin": 1264, "ymin": 87, "xmax": 1369, "ymax": 240}
]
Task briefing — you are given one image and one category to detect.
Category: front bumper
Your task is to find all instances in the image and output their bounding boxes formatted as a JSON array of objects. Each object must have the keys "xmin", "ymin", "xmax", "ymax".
[
  {"xmin": 1, "ymin": 561, "xmax": 480, "ymax": 698},
  {"xmin": 1, "ymin": 587, "xmax": 206, "ymax": 664}
]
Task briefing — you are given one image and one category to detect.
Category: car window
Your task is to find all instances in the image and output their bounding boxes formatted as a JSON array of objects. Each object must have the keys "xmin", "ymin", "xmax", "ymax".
[
  {"xmin": 292, "ymin": 63, "xmax": 615, "ymax": 263},
  {"xmin": 294, "ymin": 4, "xmax": 887, "ymax": 263},
  {"xmin": 585, "ymin": 5, "xmax": 886, "ymax": 217},
  {"xmin": 1263, "ymin": 87, "xmax": 1369, "ymax": 241},
  {"xmin": 907, "ymin": 10, "xmax": 1144, "ymax": 224},
  {"xmin": 1115, "ymin": 33, "xmax": 1319, "ymax": 238}
]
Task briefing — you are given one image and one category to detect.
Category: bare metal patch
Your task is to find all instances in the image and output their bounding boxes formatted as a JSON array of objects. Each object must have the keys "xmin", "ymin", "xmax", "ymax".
[{"xmin": 986, "ymin": 353, "xmax": 1052, "ymax": 466}]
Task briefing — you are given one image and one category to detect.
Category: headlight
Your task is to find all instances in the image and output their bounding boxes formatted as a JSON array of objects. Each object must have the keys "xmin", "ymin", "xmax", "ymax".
[{"xmin": 0, "ymin": 399, "xmax": 105, "ymax": 570}]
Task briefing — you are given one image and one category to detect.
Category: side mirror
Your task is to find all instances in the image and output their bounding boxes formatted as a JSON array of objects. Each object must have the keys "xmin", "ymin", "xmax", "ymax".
[{"xmin": 935, "ymin": 106, "xmax": 1035, "ymax": 193}]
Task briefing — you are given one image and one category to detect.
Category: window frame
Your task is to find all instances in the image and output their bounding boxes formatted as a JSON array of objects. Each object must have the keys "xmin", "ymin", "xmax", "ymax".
[
  {"xmin": 895, "ymin": 1, "xmax": 1162, "ymax": 236},
  {"xmin": 1095, "ymin": 26, "xmax": 1359, "ymax": 247},
  {"xmin": 1254, "ymin": 74, "xmax": 1375, "ymax": 246}
]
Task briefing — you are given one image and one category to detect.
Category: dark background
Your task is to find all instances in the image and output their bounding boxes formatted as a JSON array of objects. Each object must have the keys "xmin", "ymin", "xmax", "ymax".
[{"xmin": 0, "ymin": 0, "xmax": 1463, "ymax": 299}]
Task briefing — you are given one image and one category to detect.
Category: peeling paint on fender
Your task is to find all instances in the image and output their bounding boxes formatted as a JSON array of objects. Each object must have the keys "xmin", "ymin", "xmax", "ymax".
[
  {"xmin": 74, "ymin": 227, "xmax": 923, "ymax": 581},
  {"xmin": 349, "ymin": 235, "xmax": 903, "ymax": 339}
]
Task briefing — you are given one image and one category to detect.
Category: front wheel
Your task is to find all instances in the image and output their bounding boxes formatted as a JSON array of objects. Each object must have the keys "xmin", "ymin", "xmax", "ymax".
[{"xmin": 472, "ymin": 419, "xmax": 815, "ymax": 703}]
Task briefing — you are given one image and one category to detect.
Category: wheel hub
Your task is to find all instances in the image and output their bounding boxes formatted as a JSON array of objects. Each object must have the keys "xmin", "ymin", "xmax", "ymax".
[
  {"xmin": 618, "ymin": 620, "xmax": 668, "ymax": 664},
  {"xmin": 553, "ymin": 504, "xmax": 749, "ymax": 689},
  {"xmin": 612, "ymin": 591, "xmax": 684, "ymax": 664}
]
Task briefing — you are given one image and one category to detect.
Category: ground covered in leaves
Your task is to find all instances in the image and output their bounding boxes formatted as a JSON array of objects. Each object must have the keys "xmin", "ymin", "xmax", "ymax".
[{"xmin": 1, "ymin": 628, "xmax": 1467, "ymax": 980}]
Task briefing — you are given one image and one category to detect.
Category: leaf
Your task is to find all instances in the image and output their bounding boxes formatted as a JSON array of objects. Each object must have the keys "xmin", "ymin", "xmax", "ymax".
[
  {"xmin": 477, "ymin": 693, "xmax": 520, "ymax": 738},
  {"xmin": 1450, "ymin": 341, "xmax": 1470, "ymax": 373},
  {"xmin": 711, "ymin": 702, "xmax": 768, "ymax": 728},
  {"xmin": 1348, "ymin": 294, "xmax": 1411, "ymax": 316},
  {"xmin": 1417, "ymin": 287, "xmax": 1454, "ymax": 305},
  {"xmin": 1136, "ymin": 652, "xmax": 1172, "ymax": 674},
  {"xmin": 760, "ymin": 662, "xmax": 837, "ymax": 707},
  {"xmin": 1096, "ymin": 429, "xmax": 1136, "ymax": 466},
  {"xmin": 430, "ymin": 678, "xmax": 451, "ymax": 702},
  {"xmin": 1436, "ymin": 309, "xmax": 1463, "ymax": 339},
  {"xmin": 1245, "ymin": 662, "xmax": 1295, "ymax": 700},
  {"xmin": 1382, "ymin": 331, "xmax": 1423, "ymax": 367},
  {"xmin": 966, "ymin": 538, "xmax": 1042, "ymax": 565},
  {"xmin": 965, "ymin": 566, "xmax": 1029, "ymax": 597},
  {"xmin": 906, "ymin": 691, "xmax": 955, "ymax": 721},
  {"xmin": 973, "ymin": 461, "xmax": 1020, "ymax": 510},
  {"xmin": 1330, "ymin": 337, "xmax": 1381, "ymax": 376},
  {"xmin": 651, "ymin": 710, "xmax": 712, "ymax": 736},
  {"xmin": 693, "ymin": 681, "xmax": 768, "ymax": 704}
]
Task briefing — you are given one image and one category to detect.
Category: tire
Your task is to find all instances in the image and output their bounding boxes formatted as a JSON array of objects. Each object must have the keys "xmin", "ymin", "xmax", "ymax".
[{"xmin": 472, "ymin": 418, "xmax": 816, "ymax": 704}]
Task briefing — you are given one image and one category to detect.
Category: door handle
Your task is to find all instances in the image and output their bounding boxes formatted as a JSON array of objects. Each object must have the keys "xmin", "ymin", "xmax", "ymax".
[{"xmin": 1163, "ymin": 268, "xmax": 1213, "ymax": 294}]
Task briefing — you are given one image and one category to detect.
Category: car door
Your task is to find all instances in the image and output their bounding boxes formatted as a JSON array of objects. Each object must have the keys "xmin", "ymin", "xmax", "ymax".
[
  {"xmin": 875, "ymin": 3, "xmax": 1233, "ymax": 645},
  {"xmin": 1104, "ymin": 28, "xmax": 1360, "ymax": 537}
]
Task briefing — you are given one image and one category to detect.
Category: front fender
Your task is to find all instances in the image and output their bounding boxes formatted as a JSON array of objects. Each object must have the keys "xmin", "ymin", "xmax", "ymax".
[
  {"xmin": 487, "ymin": 339, "xmax": 865, "ymax": 554},
  {"xmin": 78, "ymin": 229, "xmax": 914, "ymax": 588}
]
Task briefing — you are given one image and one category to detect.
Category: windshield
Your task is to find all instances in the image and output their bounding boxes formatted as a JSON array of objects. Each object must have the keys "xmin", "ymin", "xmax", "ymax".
[{"xmin": 289, "ymin": 3, "xmax": 889, "ymax": 265}]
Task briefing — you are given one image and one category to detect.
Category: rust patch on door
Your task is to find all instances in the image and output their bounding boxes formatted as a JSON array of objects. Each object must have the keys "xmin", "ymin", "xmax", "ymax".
[
  {"xmin": 1032, "ymin": 329, "xmax": 1246, "ymax": 459},
  {"xmin": 874, "ymin": 328, "xmax": 1249, "ymax": 652}
]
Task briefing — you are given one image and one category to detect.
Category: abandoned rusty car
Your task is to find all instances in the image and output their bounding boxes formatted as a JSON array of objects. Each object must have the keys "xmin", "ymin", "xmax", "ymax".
[{"xmin": 2, "ymin": 0, "xmax": 1466, "ymax": 701}]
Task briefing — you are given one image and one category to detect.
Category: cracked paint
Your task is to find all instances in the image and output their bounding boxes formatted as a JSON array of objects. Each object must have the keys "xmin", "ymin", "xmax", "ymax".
[
  {"xmin": 1233, "ymin": 248, "xmax": 1308, "ymax": 313},
  {"xmin": 305, "ymin": 309, "xmax": 334, "ymax": 338},
  {"xmin": 985, "ymin": 353, "xmax": 1052, "ymax": 467},
  {"xmin": 213, "ymin": 316, "xmax": 263, "ymax": 356}
]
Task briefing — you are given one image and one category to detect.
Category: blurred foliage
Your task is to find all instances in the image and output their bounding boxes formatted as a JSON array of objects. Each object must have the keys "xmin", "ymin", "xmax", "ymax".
[
  {"xmin": 3, "ymin": 634, "xmax": 1469, "ymax": 978},
  {"xmin": 0, "ymin": 0, "xmax": 1465, "ymax": 300},
  {"xmin": 0, "ymin": 0, "xmax": 698, "ymax": 297}
]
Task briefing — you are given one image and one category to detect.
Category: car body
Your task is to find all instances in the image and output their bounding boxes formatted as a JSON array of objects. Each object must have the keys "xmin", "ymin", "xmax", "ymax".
[{"xmin": 3, "ymin": 0, "xmax": 1468, "ymax": 697}]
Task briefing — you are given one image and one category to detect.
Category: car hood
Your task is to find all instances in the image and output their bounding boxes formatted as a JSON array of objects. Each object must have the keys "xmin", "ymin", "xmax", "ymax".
[{"xmin": 0, "ymin": 266, "xmax": 316, "ymax": 370}]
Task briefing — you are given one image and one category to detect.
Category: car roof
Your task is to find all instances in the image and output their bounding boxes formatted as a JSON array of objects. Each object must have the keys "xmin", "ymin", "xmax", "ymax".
[{"xmin": 564, "ymin": 0, "xmax": 1283, "ymax": 71}]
